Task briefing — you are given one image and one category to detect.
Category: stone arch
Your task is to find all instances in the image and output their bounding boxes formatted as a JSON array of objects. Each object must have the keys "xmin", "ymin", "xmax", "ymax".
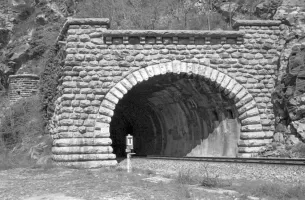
[{"xmin": 96, "ymin": 60, "xmax": 266, "ymax": 157}]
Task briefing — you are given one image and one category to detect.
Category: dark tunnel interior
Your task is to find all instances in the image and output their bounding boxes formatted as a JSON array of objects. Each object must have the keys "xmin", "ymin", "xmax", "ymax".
[{"xmin": 110, "ymin": 74, "xmax": 241, "ymax": 158}]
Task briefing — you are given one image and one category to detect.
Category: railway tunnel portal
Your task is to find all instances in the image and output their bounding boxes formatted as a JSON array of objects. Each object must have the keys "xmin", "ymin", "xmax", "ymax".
[
  {"xmin": 51, "ymin": 18, "xmax": 283, "ymax": 168},
  {"xmin": 110, "ymin": 68, "xmax": 241, "ymax": 158}
]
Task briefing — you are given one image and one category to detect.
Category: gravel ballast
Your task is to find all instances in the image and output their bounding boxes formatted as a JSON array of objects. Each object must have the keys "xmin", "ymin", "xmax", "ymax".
[{"xmin": 118, "ymin": 158, "xmax": 305, "ymax": 183}]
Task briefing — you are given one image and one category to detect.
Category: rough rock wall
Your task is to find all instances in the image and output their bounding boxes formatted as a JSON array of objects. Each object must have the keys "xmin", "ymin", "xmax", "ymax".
[
  {"xmin": 274, "ymin": 0, "xmax": 305, "ymax": 82},
  {"xmin": 270, "ymin": 0, "xmax": 305, "ymax": 146},
  {"xmin": 8, "ymin": 74, "xmax": 39, "ymax": 103}
]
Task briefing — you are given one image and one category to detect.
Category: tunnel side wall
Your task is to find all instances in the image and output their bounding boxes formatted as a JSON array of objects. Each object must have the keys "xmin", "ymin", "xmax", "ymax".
[{"xmin": 50, "ymin": 19, "xmax": 283, "ymax": 168}]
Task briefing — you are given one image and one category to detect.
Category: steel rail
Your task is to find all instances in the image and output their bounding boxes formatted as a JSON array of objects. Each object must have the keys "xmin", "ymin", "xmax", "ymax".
[{"xmin": 132, "ymin": 155, "xmax": 305, "ymax": 165}]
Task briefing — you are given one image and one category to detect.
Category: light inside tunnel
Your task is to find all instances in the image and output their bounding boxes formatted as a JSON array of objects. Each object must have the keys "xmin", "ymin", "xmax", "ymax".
[{"xmin": 110, "ymin": 74, "xmax": 241, "ymax": 158}]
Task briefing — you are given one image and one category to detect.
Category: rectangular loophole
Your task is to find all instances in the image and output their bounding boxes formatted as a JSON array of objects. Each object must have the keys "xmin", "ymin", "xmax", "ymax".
[
  {"xmin": 163, "ymin": 37, "xmax": 172, "ymax": 44},
  {"xmin": 146, "ymin": 37, "xmax": 156, "ymax": 44},
  {"xmin": 195, "ymin": 38, "xmax": 205, "ymax": 45},
  {"xmin": 129, "ymin": 36, "xmax": 140, "ymax": 44},
  {"xmin": 211, "ymin": 38, "xmax": 221, "ymax": 44},
  {"xmin": 227, "ymin": 38, "xmax": 237, "ymax": 44},
  {"xmin": 112, "ymin": 37, "xmax": 123, "ymax": 44},
  {"xmin": 178, "ymin": 37, "xmax": 189, "ymax": 45}
]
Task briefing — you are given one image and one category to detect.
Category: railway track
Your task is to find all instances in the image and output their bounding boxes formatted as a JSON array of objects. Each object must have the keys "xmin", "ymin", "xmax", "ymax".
[{"xmin": 133, "ymin": 155, "xmax": 305, "ymax": 165}]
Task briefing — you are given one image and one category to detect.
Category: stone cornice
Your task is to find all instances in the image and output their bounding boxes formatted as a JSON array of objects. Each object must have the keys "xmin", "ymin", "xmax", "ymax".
[
  {"xmin": 66, "ymin": 18, "xmax": 110, "ymax": 26},
  {"xmin": 233, "ymin": 20, "xmax": 282, "ymax": 28},
  {"xmin": 102, "ymin": 30, "xmax": 245, "ymax": 37}
]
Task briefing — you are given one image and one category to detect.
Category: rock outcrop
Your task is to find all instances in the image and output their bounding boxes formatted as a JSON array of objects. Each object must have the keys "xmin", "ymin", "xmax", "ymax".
[
  {"xmin": 270, "ymin": 0, "xmax": 305, "ymax": 150},
  {"xmin": 255, "ymin": 0, "xmax": 283, "ymax": 20},
  {"xmin": 273, "ymin": 45, "xmax": 305, "ymax": 144}
]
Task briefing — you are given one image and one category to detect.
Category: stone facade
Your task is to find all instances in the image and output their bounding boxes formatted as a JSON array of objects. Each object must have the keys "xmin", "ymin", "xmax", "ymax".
[
  {"xmin": 8, "ymin": 74, "xmax": 40, "ymax": 103},
  {"xmin": 50, "ymin": 18, "xmax": 284, "ymax": 168}
]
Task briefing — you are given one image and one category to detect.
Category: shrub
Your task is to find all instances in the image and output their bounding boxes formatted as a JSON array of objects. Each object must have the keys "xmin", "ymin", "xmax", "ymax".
[{"xmin": 40, "ymin": 45, "xmax": 65, "ymax": 122}]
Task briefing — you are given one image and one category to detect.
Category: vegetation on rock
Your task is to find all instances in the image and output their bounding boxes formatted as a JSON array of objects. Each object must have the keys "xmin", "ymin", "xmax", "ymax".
[{"xmin": 0, "ymin": 95, "xmax": 52, "ymax": 169}]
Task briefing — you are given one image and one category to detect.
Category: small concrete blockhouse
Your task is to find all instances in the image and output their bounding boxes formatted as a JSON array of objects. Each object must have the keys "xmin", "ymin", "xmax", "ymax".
[{"xmin": 50, "ymin": 18, "xmax": 284, "ymax": 168}]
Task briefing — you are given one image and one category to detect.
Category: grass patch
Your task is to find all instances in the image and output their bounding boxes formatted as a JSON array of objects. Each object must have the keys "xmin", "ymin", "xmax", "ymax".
[
  {"xmin": 230, "ymin": 179, "xmax": 305, "ymax": 200},
  {"xmin": 200, "ymin": 164, "xmax": 232, "ymax": 188},
  {"xmin": 177, "ymin": 169, "xmax": 199, "ymax": 185},
  {"xmin": 176, "ymin": 164, "xmax": 232, "ymax": 188},
  {"xmin": 133, "ymin": 167, "xmax": 156, "ymax": 176},
  {"xmin": 251, "ymin": 182, "xmax": 305, "ymax": 200},
  {"xmin": 115, "ymin": 166, "xmax": 156, "ymax": 176}
]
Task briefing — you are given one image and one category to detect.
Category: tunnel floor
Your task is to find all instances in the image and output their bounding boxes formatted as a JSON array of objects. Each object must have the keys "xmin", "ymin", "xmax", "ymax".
[{"xmin": 110, "ymin": 74, "xmax": 241, "ymax": 159}]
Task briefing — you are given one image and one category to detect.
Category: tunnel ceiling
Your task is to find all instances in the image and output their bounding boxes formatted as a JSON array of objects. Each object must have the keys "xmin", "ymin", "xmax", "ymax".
[{"xmin": 116, "ymin": 74, "xmax": 234, "ymax": 111}]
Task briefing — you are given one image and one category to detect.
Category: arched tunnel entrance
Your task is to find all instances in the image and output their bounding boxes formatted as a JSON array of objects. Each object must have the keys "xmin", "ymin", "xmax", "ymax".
[{"xmin": 110, "ymin": 74, "xmax": 241, "ymax": 158}]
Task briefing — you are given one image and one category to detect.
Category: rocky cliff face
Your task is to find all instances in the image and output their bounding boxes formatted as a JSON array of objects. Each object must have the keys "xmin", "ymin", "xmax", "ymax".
[
  {"xmin": 271, "ymin": 0, "xmax": 305, "ymax": 145},
  {"xmin": 0, "ymin": 0, "xmax": 68, "ymax": 90}
]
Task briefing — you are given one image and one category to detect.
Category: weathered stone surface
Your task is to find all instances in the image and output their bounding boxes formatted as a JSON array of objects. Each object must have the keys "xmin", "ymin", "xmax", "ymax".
[
  {"xmin": 102, "ymin": 30, "xmax": 245, "ymax": 37},
  {"xmin": 105, "ymin": 93, "xmax": 119, "ymax": 105},
  {"xmin": 56, "ymin": 160, "xmax": 117, "ymax": 168},
  {"xmin": 241, "ymin": 124, "xmax": 263, "ymax": 132},
  {"xmin": 241, "ymin": 116, "xmax": 261, "ymax": 125},
  {"xmin": 238, "ymin": 146, "xmax": 264, "ymax": 153},
  {"xmin": 91, "ymin": 38, "xmax": 104, "ymax": 45},
  {"xmin": 53, "ymin": 153, "xmax": 116, "ymax": 161},
  {"xmin": 52, "ymin": 146, "xmax": 113, "ymax": 154},
  {"xmin": 53, "ymin": 138, "xmax": 112, "ymax": 147},
  {"xmin": 240, "ymin": 132, "xmax": 270, "ymax": 139},
  {"xmin": 99, "ymin": 106, "xmax": 114, "ymax": 117},
  {"xmin": 238, "ymin": 101, "xmax": 256, "ymax": 115},
  {"xmin": 238, "ymin": 139, "xmax": 271, "ymax": 147}
]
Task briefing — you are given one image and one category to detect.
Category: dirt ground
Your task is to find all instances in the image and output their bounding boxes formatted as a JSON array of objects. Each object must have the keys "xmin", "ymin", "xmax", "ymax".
[{"xmin": 0, "ymin": 166, "xmax": 248, "ymax": 200}]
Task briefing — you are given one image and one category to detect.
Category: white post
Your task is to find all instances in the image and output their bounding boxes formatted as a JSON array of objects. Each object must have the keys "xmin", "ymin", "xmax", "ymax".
[
  {"xmin": 126, "ymin": 134, "xmax": 134, "ymax": 173},
  {"xmin": 127, "ymin": 153, "xmax": 131, "ymax": 173}
]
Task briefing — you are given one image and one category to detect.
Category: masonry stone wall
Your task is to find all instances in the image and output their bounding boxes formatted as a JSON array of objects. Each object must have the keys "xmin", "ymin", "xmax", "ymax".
[
  {"xmin": 8, "ymin": 74, "xmax": 40, "ymax": 103},
  {"xmin": 50, "ymin": 18, "xmax": 284, "ymax": 168}
]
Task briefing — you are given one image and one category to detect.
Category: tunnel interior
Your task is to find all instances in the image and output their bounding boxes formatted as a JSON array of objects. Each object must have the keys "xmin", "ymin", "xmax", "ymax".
[{"xmin": 110, "ymin": 73, "xmax": 241, "ymax": 158}]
